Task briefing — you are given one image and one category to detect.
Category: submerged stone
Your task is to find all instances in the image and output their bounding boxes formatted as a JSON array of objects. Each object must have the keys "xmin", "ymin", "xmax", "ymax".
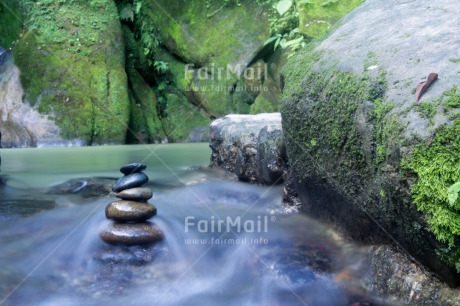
[
  {"xmin": 99, "ymin": 222, "xmax": 163, "ymax": 245},
  {"xmin": 120, "ymin": 163, "xmax": 147, "ymax": 176},
  {"xmin": 112, "ymin": 172, "xmax": 149, "ymax": 192},
  {"xmin": 115, "ymin": 187, "xmax": 152, "ymax": 202},
  {"xmin": 105, "ymin": 200, "xmax": 157, "ymax": 222}
]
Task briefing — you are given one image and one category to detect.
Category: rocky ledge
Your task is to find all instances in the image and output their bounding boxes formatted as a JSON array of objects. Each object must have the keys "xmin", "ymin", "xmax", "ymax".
[{"xmin": 209, "ymin": 113, "xmax": 287, "ymax": 185}]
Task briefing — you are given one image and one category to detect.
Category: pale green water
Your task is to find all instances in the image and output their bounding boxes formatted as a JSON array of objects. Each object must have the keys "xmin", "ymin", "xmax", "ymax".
[{"xmin": 0, "ymin": 143, "xmax": 211, "ymax": 188}]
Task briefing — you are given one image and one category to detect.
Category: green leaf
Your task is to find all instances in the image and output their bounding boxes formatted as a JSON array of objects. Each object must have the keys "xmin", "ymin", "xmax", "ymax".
[
  {"xmin": 448, "ymin": 182, "xmax": 460, "ymax": 206},
  {"xmin": 276, "ymin": 0, "xmax": 292, "ymax": 16},
  {"xmin": 264, "ymin": 36, "xmax": 279, "ymax": 46},
  {"xmin": 283, "ymin": 37, "xmax": 304, "ymax": 48},
  {"xmin": 274, "ymin": 37, "xmax": 281, "ymax": 50},
  {"xmin": 120, "ymin": 6, "xmax": 134, "ymax": 21},
  {"xmin": 279, "ymin": 38, "xmax": 287, "ymax": 48},
  {"xmin": 135, "ymin": 2, "xmax": 142, "ymax": 14}
]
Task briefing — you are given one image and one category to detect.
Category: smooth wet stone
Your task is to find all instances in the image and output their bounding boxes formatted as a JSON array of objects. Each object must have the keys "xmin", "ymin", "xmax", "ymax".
[
  {"xmin": 120, "ymin": 163, "xmax": 147, "ymax": 175},
  {"xmin": 48, "ymin": 177, "xmax": 113, "ymax": 197},
  {"xmin": 112, "ymin": 172, "xmax": 149, "ymax": 192},
  {"xmin": 99, "ymin": 222, "xmax": 164, "ymax": 245},
  {"xmin": 115, "ymin": 187, "xmax": 152, "ymax": 202},
  {"xmin": 105, "ymin": 200, "xmax": 157, "ymax": 222}
]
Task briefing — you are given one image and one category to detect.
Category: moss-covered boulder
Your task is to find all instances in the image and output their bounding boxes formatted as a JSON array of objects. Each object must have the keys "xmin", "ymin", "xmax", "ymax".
[
  {"xmin": 126, "ymin": 67, "xmax": 165, "ymax": 143},
  {"xmin": 142, "ymin": 0, "xmax": 272, "ymax": 116},
  {"xmin": 13, "ymin": 0, "xmax": 129, "ymax": 144},
  {"xmin": 161, "ymin": 90, "xmax": 211, "ymax": 142},
  {"xmin": 295, "ymin": 0, "xmax": 364, "ymax": 38},
  {"xmin": 282, "ymin": 0, "xmax": 460, "ymax": 285}
]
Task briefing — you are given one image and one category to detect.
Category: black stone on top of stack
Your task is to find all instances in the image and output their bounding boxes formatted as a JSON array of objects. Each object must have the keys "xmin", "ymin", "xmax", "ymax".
[{"xmin": 100, "ymin": 163, "xmax": 163, "ymax": 245}]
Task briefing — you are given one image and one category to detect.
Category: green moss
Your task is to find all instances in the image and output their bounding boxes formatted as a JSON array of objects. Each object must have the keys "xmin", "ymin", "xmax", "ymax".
[
  {"xmin": 295, "ymin": 0, "xmax": 364, "ymax": 38},
  {"xmin": 161, "ymin": 92, "xmax": 211, "ymax": 142},
  {"xmin": 13, "ymin": 0, "xmax": 129, "ymax": 143},
  {"xmin": 250, "ymin": 94, "xmax": 275, "ymax": 114},
  {"xmin": 405, "ymin": 86, "xmax": 460, "ymax": 271},
  {"xmin": 417, "ymin": 101, "xmax": 436, "ymax": 122},
  {"xmin": 126, "ymin": 67, "xmax": 165, "ymax": 143},
  {"xmin": 282, "ymin": 47, "xmax": 398, "ymax": 198},
  {"xmin": 0, "ymin": 0, "xmax": 22, "ymax": 48}
]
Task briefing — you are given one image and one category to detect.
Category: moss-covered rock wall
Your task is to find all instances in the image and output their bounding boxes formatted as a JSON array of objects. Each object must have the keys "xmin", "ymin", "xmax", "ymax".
[
  {"xmin": 282, "ymin": 0, "xmax": 460, "ymax": 285},
  {"xmin": 12, "ymin": 0, "xmax": 129, "ymax": 145}
]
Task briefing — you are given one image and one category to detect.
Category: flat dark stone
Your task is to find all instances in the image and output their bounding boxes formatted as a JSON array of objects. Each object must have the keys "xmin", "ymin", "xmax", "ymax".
[
  {"xmin": 120, "ymin": 163, "xmax": 147, "ymax": 176},
  {"xmin": 105, "ymin": 200, "xmax": 157, "ymax": 222},
  {"xmin": 112, "ymin": 172, "xmax": 149, "ymax": 192},
  {"xmin": 48, "ymin": 177, "xmax": 113, "ymax": 197},
  {"xmin": 99, "ymin": 222, "xmax": 163, "ymax": 246},
  {"xmin": 115, "ymin": 187, "xmax": 152, "ymax": 201}
]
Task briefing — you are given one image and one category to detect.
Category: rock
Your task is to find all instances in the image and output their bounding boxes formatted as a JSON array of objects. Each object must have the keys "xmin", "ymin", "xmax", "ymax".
[
  {"xmin": 115, "ymin": 187, "xmax": 153, "ymax": 202},
  {"xmin": 99, "ymin": 222, "xmax": 163, "ymax": 246},
  {"xmin": 93, "ymin": 245, "xmax": 157, "ymax": 265},
  {"xmin": 209, "ymin": 113, "xmax": 287, "ymax": 184},
  {"xmin": 112, "ymin": 172, "xmax": 149, "ymax": 193},
  {"xmin": 120, "ymin": 163, "xmax": 147, "ymax": 176},
  {"xmin": 12, "ymin": 0, "xmax": 129, "ymax": 145},
  {"xmin": 187, "ymin": 126, "xmax": 210, "ymax": 143},
  {"xmin": 144, "ymin": 0, "xmax": 272, "ymax": 117},
  {"xmin": 281, "ymin": 0, "xmax": 460, "ymax": 285},
  {"xmin": 159, "ymin": 90, "xmax": 211, "ymax": 142},
  {"xmin": 294, "ymin": 0, "xmax": 363, "ymax": 38},
  {"xmin": 105, "ymin": 200, "xmax": 157, "ymax": 222},
  {"xmin": 48, "ymin": 177, "xmax": 113, "ymax": 197},
  {"xmin": 125, "ymin": 66, "xmax": 166, "ymax": 144},
  {"xmin": 363, "ymin": 246, "xmax": 460, "ymax": 305}
]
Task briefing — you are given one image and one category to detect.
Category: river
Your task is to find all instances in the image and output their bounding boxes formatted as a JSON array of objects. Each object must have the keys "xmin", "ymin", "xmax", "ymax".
[{"xmin": 0, "ymin": 144, "xmax": 384, "ymax": 306}]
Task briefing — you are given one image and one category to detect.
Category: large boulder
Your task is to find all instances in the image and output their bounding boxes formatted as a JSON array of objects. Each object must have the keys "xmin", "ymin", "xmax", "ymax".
[
  {"xmin": 282, "ymin": 0, "xmax": 460, "ymax": 285},
  {"xmin": 0, "ymin": 50, "xmax": 62, "ymax": 147},
  {"xmin": 142, "ymin": 0, "xmax": 272, "ymax": 117},
  {"xmin": 12, "ymin": 0, "xmax": 129, "ymax": 145},
  {"xmin": 209, "ymin": 113, "xmax": 286, "ymax": 184}
]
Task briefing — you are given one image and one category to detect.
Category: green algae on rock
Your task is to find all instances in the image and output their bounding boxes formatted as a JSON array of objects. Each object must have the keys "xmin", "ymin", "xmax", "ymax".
[
  {"xmin": 13, "ymin": 0, "xmax": 129, "ymax": 144},
  {"xmin": 281, "ymin": 0, "xmax": 460, "ymax": 285}
]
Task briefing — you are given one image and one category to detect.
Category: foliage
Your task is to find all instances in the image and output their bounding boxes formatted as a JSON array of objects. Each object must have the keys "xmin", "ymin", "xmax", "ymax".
[
  {"xmin": 0, "ymin": 0, "xmax": 23, "ymax": 48},
  {"xmin": 264, "ymin": 0, "xmax": 306, "ymax": 57},
  {"xmin": 405, "ymin": 86, "xmax": 460, "ymax": 271},
  {"xmin": 448, "ymin": 182, "xmax": 460, "ymax": 207},
  {"xmin": 116, "ymin": 0, "xmax": 163, "ymax": 69}
]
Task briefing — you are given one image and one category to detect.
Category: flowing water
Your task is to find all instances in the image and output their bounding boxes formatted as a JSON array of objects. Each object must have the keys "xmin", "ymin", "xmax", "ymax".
[{"xmin": 0, "ymin": 144, "xmax": 384, "ymax": 306}]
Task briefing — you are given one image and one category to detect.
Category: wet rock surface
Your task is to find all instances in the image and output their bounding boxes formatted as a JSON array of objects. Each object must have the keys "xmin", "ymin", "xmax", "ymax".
[
  {"xmin": 364, "ymin": 246, "xmax": 460, "ymax": 305},
  {"xmin": 99, "ymin": 222, "xmax": 164, "ymax": 246},
  {"xmin": 282, "ymin": 0, "xmax": 460, "ymax": 286},
  {"xmin": 209, "ymin": 113, "xmax": 287, "ymax": 184},
  {"xmin": 48, "ymin": 177, "xmax": 113, "ymax": 197},
  {"xmin": 115, "ymin": 187, "xmax": 153, "ymax": 202},
  {"xmin": 100, "ymin": 163, "xmax": 163, "ymax": 247},
  {"xmin": 105, "ymin": 200, "xmax": 157, "ymax": 222},
  {"xmin": 112, "ymin": 172, "xmax": 149, "ymax": 192},
  {"xmin": 120, "ymin": 163, "xmax": 147, "ymax": 175}
]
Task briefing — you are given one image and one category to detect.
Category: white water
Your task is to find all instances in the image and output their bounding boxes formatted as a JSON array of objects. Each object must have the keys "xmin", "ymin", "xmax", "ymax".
[{"xmin": 0, "ymin": 144, "xmax": 381, "ymax": 306}]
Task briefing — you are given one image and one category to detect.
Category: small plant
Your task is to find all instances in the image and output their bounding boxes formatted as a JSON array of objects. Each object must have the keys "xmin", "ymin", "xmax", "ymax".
[
  {"xmin": 153, "ymin": 60, "xmax": 169, "ymax": 75},
  {"xmin": 264, "ymin": 0, "xmax": 306, "ymax": 56},
  {"xmin": 448, "ymin": 182, "xmax": 460, "ymax": 208}
]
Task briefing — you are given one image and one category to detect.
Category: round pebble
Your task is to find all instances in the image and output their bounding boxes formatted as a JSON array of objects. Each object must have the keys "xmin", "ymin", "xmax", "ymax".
[
  {"xmin": 120, "ymin": 163, "xmax": 147, "ymax": 176},
  {"xmin": 112, "ymin": 172, "xmax": 149, "ymax": 192},
  {"xmin": 105, "ymin": 200, "xmax": 157, "ymax": 222},
  {"xmin": 99, "ymin": 222, "xmax": 164, "ymax": 245},
  {"xmin": 115, "ymin": 187, "xmax": 153, "ymax": 202}
]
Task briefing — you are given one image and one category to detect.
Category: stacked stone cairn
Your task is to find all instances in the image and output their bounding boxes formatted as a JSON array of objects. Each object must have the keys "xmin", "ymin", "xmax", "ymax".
[{"xmin": 99, "ymin": 163, "xmax": 163, "ymax": 245}]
